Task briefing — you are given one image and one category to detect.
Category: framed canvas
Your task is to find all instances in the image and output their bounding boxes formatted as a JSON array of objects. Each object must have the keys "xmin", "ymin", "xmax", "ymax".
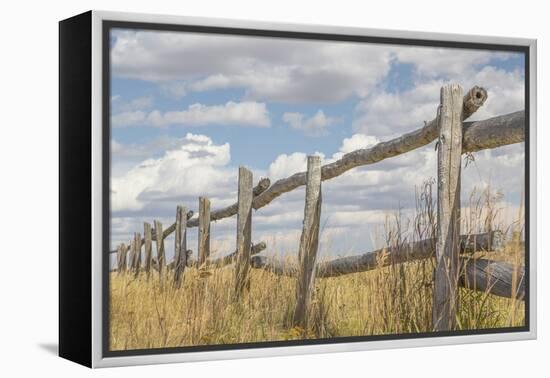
[{"xmin": 59, "ymin": 10, "xmax": 537, "ymax": 368}]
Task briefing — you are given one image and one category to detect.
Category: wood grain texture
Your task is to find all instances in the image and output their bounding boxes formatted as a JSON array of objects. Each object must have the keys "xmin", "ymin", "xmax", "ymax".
[
  {"xmin": 173, "ymin": 205, "xmax": 187, "ymax": 289},
  {"xmin": 293, "ymin": 156, "xmax": 322, "ymax": 328},
  {"xmin": 460, "ymin": 258, "xmax": 525, "ymax": 300},
  {"xmin": 116, "ymin": 243, "xmax": 127, "ymax": 273},
  {"xmin": 144, "ymin": 223, "xmax": 152, "ymax": 278},
  {"xmin": 158, "ymin": 178, "xmax": 270, "ymax": 236},
  {"xmin": 323, "ymin": 231, "xmax": 500, "ymax": 277},
  {"xmin": 462, "ymin": 110, "xmax": 525, "ymax": 152},
  {"xmin": 133, "ymin": 232, "xmax": 142, "ymax": 278},
  {"xmin": 251, "ymin": 87, "xmax": 487, "ymax": 212},
  {"xmin": 234, "ymin": 167, "xmax": 254, "ymax": 299},
  {"xmin": 152, "ymin": 250, "xmax": 193, "ymax": 272},
  {"xmin": 433, "ymin": 84, "xmax": 463, "ymax": 331},
  {"xmin": 250, "ymin": 255, "xmax": 524, "ymax": 300},
  {"xmin": 109, "ymin": 108, "xmax": 526, "ymax": 255},
  {"xmin": 198, "ymin": 197, "xmax": 211, "ymax": 266},
  {"xmin": 154, "ymin": 220, "xmax": 166, "ymax": 281},
  {"xmin": 128, "ymin": 239, "xmax": 136, "ymax": 271},
  {"xmin": 152, "ymin": 210, "xmax": 193, "ymax": 241},
  {"xmin": 251, "ymin": 231, "xmax": 500, "ymax": 276}
]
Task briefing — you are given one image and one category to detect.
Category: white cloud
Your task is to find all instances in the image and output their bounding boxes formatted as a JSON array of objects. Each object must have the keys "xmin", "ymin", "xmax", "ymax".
[
  {"xmin": 112, "ymin": 101, "xmax": 271, "ymax": 128},
  {"xmin": 326, "ymin": 209, "xmax": 389, "ymax": 227},
  {"xmin": 353, "ymin": 80, "xmax": 443, "ymax": 137},
  {"xmin": 148, "ymin": 101, "xmax": 271, "ymax": 128},
  {"xmin": 111, "ymin": 133, "xmax": 233, "ymax": 212},
  {"xmin": 465, "ymin": 66, "xmax": 525, "ymax": 121},
  {"xmin": 338, "ymin": 134, "xmax": 380, "ymax": 154},
  {"xmin": 111, "ymin": 135, "xmax": 210, "ymax": 176},
  {"xmin": 352, "ymin": 66, "xmax": 524, "ymax": 138},
  {"xmin": 268, "ymin": 151, "xmax": 326, "ymax": 180},
  {"xmin": 282, "ymin": 110, "xmax": 335, "ymax": 136},
  {"xmin": 111, "ymin": 130, "xmax": 524, "ymax": 256},
  {"xmin": 160, "ymin": 82, "xmax": 187, "ymax": 98},
  {"xmin": 109, "ymin": 33, "xmax": 526, "ymax": 255},
  {"xmin": 394, "ymin": 47, "xmax": 498, "ymax": 77},
  {"xmin": 268, "ymin": 152, "xmax": 308, "ymax": 181},
  {"xmin": 111, "ymin": 30, "xmax": 392, "ymax": 103}
]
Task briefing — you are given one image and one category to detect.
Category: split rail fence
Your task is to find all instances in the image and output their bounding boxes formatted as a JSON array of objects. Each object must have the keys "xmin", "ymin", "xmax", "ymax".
[{"xmin": 110, "ymin": 84, "xmax": 526, "ymax": 330}]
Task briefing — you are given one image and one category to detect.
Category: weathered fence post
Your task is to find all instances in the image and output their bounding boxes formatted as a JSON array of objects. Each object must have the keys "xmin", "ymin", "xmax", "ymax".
[
  {"xmin": 144, "ymin": 222, "xmax": 152, "ymax": 279},
  {"xmin": 293, "ymin": 156, "xmax": 322, "ymax": 328},
  {"xmin": 116, "ymin": 243, "xmax": 127, "ymax": 273},
  {"xmin": 234, "ymin": 167, "xmax": 253, "ymax": 299},
  {"xmin": 154, "ymin": 220, "xmax": 166, "ymax": 282},
  {"xmin": 128, "ymin": 239, "xmax": 136, "ymax": 271},
  {"xmin": 433, "ymin": 84, "xmax": 464, "ymax": 331},
  {"xmin": 133, "ymin": 232, "xmax": 142, "ymax": 278},
  {"xmin": 174, "ymin": 205, "xmax": 188, "ymax": 288},
  {"xmin": 198, "ymin": 197, "xmax": 211, "ymax": 266}
]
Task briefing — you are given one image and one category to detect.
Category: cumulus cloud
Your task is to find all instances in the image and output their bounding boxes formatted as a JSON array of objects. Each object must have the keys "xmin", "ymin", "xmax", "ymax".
[
  {"xmin": 339, "ymin": 134, "xmax": 379, "ymax": 153},
  {"xmin": 111, "ymin": 135, "xmax": 213, "ymax": 176},
  {"xmin": 353, "ymin": 65, "xmax": 524, "ymax": 138},
  {"xmin": 111, "ymin": 101, "xmax": 271, "ymax": 128},
  {"xmin": 111, "ymin": 133, "xmax": 233, "ymax": 212},
  {"xmin": 282, "ymin": 110, "xmax": 336, "ymax": 136},
  {"xmin": 111, "ymin": 131, "xmax": 524, "ymax": 256},
  {"xmin": 268, "ymin": 151, "xmax": 326, "ymax": 180},
  {"xmin": 261, "ymin": 123, "xmax": 524, "ymax": 252},
  {"xmin": 109, "ymin": 32, "xmax": 526, "ymax": 256}
]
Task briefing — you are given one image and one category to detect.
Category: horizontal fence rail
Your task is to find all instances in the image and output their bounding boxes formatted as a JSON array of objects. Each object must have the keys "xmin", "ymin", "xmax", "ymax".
[
  {"xmin": 249, "ymin": 231, "xmax": 524, "ymax": 300},
  {"xmin": 251, "ymin": 110, "xmax": 524, "ymax": 212},
  {"xmin": 109, "ymin": 109, "xmax": 525, "ymax": 255},
  {"xmin": 249, "ymin": 231, "xmax": 499, "ymax": 277},
  {"xmin": 147, "ymin": 241, "xmax": 267, "ymax": 271},
  {"xmin": 109, "ymin": 83, "xmax": 527, "ymax": 334},
  {"xmin": 250, "ymin": 255, "xmax": 524, "ymax": 301}
]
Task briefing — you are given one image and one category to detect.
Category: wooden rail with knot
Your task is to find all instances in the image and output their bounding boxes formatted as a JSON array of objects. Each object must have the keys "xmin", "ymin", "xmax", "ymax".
[{"xmin": 110, "ymin": 84, "xmax": 526, "ymax": 331}]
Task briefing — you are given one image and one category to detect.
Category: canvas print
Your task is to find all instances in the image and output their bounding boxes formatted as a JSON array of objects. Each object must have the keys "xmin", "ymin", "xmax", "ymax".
[{"xmin": 107, "ymin": 26, "xmax": 527, "ymax": 352}]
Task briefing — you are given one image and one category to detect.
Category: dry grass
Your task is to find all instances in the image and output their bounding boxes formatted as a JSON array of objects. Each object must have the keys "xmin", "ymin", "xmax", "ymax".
[
  {"xmin": 109, "ymin": 182, "xmax": 525, "ymax": 351},
  {"xmin": 109, "ymin": 250, "xmax": 524, "ymax": 351}
]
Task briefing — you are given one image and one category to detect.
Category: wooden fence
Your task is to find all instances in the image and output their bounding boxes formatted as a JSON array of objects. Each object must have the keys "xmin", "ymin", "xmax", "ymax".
[{"xmin": 110, "ymin": 84, "xmax": 526, "ymax": 331}]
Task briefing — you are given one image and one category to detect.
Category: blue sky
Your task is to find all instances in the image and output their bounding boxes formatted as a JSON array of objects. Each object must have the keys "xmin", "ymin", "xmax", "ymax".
[{"xmin": 109, "ymin": 28, "xmax": 525, "ymax": 261}]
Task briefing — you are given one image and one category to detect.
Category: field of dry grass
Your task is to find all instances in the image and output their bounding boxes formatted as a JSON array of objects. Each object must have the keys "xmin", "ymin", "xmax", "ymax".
[
  {"xmin": 109, "ymin": 250, "xmax": 524, "ymax": 351},
  {"xmin": 109, "ymin": 183, "xmax": 525, "ymax": 351}
]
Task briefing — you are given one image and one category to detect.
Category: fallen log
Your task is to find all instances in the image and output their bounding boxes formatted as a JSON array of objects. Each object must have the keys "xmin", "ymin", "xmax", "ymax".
[
  {"xmin": 250, "ymin": 231, "xmax": 501, "ymax": 277},
  {"xmin": 460, "ymin": 258, "xmax": 525, "ymax": 300},
  {"xmin": 249, "ymin": 231, "xmax": 524, "ymax": 299},
  {"xmin": 272, "ymin": 231, "xmax": 503, "ymax": 277},
  {"xmin": 250, "ymin": 255, "xmax": 523, "ymax": 300}
]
